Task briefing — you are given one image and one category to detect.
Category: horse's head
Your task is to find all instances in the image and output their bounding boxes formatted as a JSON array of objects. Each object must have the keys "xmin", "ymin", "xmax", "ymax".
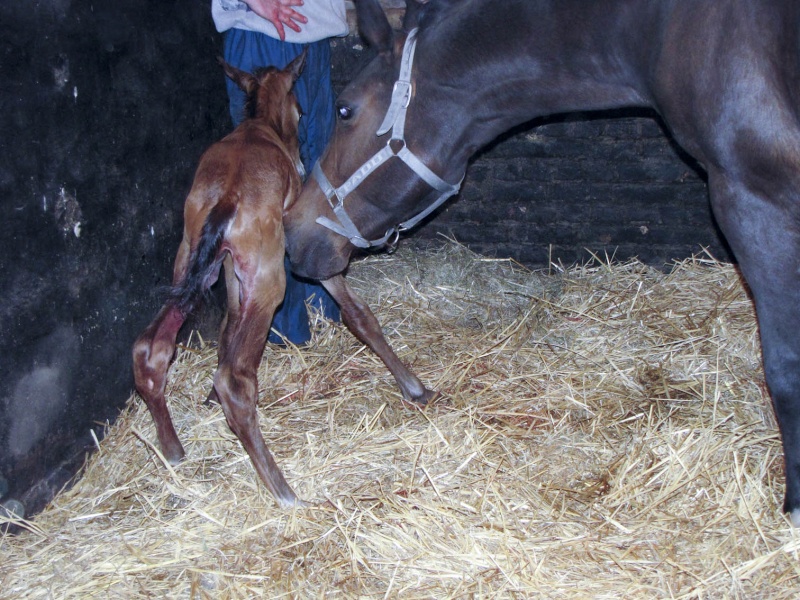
[{"xmin": 284, "ymin": 0, "xmax": 465, "ymax": 280}]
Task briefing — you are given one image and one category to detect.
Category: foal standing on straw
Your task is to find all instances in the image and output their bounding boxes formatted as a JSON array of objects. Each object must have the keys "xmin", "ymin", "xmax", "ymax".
[{"xmin": 132, "ymin": 52, "xmax": 310, "ymax": 507}]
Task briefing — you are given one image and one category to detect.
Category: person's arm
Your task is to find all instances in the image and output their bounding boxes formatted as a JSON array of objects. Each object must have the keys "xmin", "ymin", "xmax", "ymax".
[{"xmin": 242, "ymin": 0, "xmax": 308, "ymax": 41}]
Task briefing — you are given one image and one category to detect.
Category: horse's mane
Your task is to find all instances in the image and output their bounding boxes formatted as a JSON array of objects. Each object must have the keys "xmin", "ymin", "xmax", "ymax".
[{"xmin": 415, "ymin": 0, "xmax": 464, "ymax": 30}]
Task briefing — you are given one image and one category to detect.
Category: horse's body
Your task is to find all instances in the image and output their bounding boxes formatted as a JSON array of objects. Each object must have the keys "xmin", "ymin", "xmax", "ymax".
[
  {"xmin": 284, "ymin": 0, "xmax": 800, "ymax": 522},
  {"xmin": 133, "ymin": 53, "xmax": 433, "ymax": 508}
]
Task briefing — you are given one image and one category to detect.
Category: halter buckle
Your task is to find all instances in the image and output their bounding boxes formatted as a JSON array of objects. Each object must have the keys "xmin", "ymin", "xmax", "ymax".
[
  {"xmin": 385, "ymin": 228, "xmax": 401, "ymax": 254},
  {"xmin": 393, "ymin": 80, "xmax": 412, "ymax": 109}
]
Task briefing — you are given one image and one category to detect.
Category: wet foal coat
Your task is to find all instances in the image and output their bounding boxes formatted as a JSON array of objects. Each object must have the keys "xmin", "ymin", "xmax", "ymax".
[
  {"xmin": 133, "ymin": 53, "xmax": 433, "ymax": 508},
  {"xmin": 132, "ymin": 55, "xmax": 308, "ymax": 506}
]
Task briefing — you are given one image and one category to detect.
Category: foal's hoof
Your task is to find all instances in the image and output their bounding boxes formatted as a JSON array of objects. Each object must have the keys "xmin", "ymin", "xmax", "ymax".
[
  {"xmin": 158, "ymin": 438, "xmax": 186, "ymax": 466},
  {"xmin": 203, "ymin": 387, "xmax": 219, "ymax": 407},
  {"xmin": 276, "ymin": 494, "xmax": 311, "ymax": 509},
  {"xmin": 295, "ymin": 498, "xmax": 337, "ymax": 512},
  {"xmin": 163, "ymin": 447, "xmax": 186, "ymax": 467},
  {"xmin": 405, "ymin": 387, "xmax": 439, "ymax": 408}
]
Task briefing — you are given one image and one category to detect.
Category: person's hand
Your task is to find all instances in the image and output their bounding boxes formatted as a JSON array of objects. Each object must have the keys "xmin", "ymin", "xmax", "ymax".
[{"xmin": 242, "ymin": 0, "xmax": 308, "ymax": 41}]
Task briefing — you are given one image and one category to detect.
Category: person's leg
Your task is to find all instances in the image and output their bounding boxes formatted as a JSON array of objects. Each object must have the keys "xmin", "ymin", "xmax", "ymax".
[
  {"xmin": 290, "ymin": 39, "xmax": 335, "ymax": 171},
  {"xmin": 222, "ymin": 30, "xmax": 340, "ymax": 344},
  {"xmin": 222, "ymin": 28, "xmax": 260, "ymax": 127}
]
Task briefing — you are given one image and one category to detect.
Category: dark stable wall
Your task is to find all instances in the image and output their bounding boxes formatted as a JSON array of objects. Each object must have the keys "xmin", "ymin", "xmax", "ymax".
[
  {"xmin": 0, "ymin": 0, "xmax": 229, "ymax": 520},
  {"xmin": 1, "ymin": 2, "xmax": 728, "ymax": 522},
  {"xmin": 413, "ymin": 112, "xmax": 728, "ymax": 267}
]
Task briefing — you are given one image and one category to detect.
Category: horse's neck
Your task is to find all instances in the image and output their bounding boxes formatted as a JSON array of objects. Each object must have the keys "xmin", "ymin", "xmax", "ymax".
[{"xmin": 413, "ymin": 0, "xmax": 666, "ymax": 169}]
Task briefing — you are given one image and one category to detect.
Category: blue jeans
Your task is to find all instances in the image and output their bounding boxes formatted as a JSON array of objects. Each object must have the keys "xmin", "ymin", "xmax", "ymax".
[{"xmin": 223, "ymin": 29, "xmax": 341, "ymax": 344}]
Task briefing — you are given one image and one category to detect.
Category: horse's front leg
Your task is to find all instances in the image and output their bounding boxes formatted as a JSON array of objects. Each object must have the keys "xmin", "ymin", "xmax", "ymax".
[
  {"xmin": 709, "ymin": 171, "xmax": 800, "ymax": 524},
  {"xmin": 322, "ymin": 274, "xmax": 436, "ymax": 405}
]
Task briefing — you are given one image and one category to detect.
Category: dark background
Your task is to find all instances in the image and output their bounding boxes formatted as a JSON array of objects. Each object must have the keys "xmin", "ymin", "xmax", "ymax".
[{"xmin": 0, "ymin": 1, "xmax": 726, "ymax": 520}]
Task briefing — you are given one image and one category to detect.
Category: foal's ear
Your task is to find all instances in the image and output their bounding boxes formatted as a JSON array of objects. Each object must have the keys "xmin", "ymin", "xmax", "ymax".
[
  {"xmin": 285, "ymin": 48, "xmax": 308, "ymax": 84},
  {"xmin": 218, "ymin": 57, "xmax": 257, "ymax": 95},
  {"xmin": 403, "ymin": 0, "xmax": 428, "ymax": 31},
  {"xmin": 355, "ymin": 0, "xmax": 394, "ymax": 53}
]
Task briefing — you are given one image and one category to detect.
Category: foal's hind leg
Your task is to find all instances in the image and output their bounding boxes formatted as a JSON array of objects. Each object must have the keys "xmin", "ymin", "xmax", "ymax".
[
  {"xmin": 322, "ymin": 274, "xmax": 436, "ymax": 405},
  {"xmin": 132, "ymin": 302, "xmax": 188, "ymax": 464},
  {"xmin": 709, "ymin": 170, "xmax": 800, "ymax": 524},
  {"xmin": 213, "ymin": 252, "xmax": 304, "ymax": 507},
  {"xmin": 132, "ymin": 242, "xmax": 194, "ymax": 464},
  {"xmin": 204, "ymin": 254, "xmax": 239, "ymax": 407}
]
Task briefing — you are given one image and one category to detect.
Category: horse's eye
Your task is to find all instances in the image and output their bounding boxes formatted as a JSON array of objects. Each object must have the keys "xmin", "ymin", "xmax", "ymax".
[{"xmin": 337, "ymin": 105, "xmax": 353, "ymax": 121}]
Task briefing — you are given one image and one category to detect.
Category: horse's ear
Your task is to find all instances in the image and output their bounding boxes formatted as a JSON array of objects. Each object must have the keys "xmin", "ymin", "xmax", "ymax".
[
  {"xmin": 403, "ymin": 0, "xmax": 427, "ymax": 31},
  {"xmin": 218, "ymin": 57, "xmax": 257, "ymax": 95},
  {"xmin": 285, "ymin": 48, "xmax": 308, "ymax": 84},
  {"xmin": 355, "ymin": 0, "xmax": 394, "ymax": 53}
]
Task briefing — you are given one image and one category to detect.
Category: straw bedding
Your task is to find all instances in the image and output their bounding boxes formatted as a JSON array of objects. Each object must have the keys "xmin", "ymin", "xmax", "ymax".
[{"xmin": 3, "ymin": 240, "xmax": 800, "ymax": 598}]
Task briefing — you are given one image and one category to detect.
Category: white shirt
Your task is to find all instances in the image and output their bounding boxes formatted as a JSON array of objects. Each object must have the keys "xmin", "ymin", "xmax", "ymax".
[{"xmin": 211, "ymin": 0, "xmax": 349, "ymax": 43}]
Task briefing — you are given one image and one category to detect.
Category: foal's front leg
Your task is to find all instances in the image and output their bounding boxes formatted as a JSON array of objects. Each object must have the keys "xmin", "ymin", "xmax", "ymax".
[{"xmin": 322, "ymin": 274, "xmax": 436, "ymax": 405}]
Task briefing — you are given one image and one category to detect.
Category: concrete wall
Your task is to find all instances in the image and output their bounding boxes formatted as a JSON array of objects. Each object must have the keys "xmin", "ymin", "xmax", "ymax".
[
  {"xmin": 1, "ymin": 0, "xmax": 228, "ymax": 518},
  {"xmin": 414, "ymin": 112, "xmax": 725, "ymax": 267}
]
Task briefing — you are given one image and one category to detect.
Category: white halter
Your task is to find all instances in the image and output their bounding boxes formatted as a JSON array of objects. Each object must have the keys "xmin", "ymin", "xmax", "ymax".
[{"xmin": 312, "ymin": 28, "xmax": 463, "ymax": 249}]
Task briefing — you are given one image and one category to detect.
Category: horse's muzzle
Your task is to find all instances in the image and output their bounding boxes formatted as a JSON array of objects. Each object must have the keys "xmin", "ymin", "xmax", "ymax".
[{"xmin": 284, "ymin": 202, "xmax": 353, "ymax": 281}]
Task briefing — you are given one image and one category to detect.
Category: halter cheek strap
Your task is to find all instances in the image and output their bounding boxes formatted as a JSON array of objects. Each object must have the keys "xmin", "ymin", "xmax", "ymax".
[{"xmin": 313, "ymin": 28, "xmax": 464, "ymax": 250}]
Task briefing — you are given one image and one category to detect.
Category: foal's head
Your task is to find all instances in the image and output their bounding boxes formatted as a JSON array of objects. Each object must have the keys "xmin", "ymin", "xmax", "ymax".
[{"xmin": 220, "ymin": 49, "xmax": 307, "ymax": 141}]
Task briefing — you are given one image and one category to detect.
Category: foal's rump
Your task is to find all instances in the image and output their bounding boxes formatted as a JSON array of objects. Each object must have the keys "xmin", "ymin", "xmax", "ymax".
[
  {"xmin": 173, "ymin": 124, "xmax": 298, "ymax": 316},
  {"xmin": 171, "ymin": 198, "xmax": 236, "ymax": 316}
]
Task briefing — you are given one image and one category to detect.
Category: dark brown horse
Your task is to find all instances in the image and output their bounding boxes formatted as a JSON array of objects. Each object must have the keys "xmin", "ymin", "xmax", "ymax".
[
  {"xmin": 284, "ymin": 0, "xmax": 800, "ymax": 524},
  {"xmin": 133, "ymin": 53, "xmax": 432, "ymax": 508}
]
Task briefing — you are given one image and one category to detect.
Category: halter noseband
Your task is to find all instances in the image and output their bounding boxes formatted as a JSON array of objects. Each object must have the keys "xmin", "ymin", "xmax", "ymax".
[{"xmin": 312, "ymin": 28, "xmax": 463, "ymax": 250}]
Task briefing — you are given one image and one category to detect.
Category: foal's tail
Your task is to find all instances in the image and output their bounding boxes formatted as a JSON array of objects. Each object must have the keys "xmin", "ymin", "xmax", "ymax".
[{"xmin": 172, "ymin": 199, "xmax": 237, "ymax": 315}]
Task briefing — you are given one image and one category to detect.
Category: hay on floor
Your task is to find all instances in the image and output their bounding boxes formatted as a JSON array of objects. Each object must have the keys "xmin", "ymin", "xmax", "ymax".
[{"xmin": 3, "ymin": 240, "xmax": 800, "ymax": 599}]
